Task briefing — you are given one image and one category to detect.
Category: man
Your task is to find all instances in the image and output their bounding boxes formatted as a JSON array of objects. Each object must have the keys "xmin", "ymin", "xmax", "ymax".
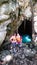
[
  {"xmin": 16, "ymin": 33, "xmax": 22, "ymax": 47},
  {"xmin": 10, "ymin": 33, "xmax": 16, "ymax": 47}
]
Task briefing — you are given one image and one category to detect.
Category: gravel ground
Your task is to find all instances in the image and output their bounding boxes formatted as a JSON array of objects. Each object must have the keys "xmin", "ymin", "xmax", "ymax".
[{"xmin": 0, "ymin": 44, "xmax": 37, "ymax": 65}]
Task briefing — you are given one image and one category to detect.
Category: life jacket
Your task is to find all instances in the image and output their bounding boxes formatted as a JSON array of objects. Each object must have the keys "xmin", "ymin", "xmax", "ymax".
[{"xmin": 16, "ymin": 34, "xmax": 22, "ymax": 44}]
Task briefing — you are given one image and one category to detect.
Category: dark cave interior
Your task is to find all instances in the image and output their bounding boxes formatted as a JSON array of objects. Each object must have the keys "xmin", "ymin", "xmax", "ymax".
[{"xmin": 18, "ymin": 19, "xmax": 32, "ymax": 38}]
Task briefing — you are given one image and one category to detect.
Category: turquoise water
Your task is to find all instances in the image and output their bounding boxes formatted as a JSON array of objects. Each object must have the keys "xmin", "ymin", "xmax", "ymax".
[{"xmin": 22, "ymin": 35, "xmax": 31, "ymax": 43}]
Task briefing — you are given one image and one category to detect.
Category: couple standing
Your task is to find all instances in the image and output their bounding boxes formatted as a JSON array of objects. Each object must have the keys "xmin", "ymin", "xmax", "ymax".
[{"xmin": 10, "ymin": 33, "xmax": 22, "ymax": 47}]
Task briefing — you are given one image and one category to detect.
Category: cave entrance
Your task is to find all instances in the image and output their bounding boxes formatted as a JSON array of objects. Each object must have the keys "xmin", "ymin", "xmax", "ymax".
[{"xmin": 18, "ymin": 19, "xmax": 32, "ymax": 38}]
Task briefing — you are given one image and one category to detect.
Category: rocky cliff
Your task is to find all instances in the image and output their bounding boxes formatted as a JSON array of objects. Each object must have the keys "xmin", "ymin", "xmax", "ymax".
[{"xmin": 0, "ymin": 0, "xmax": 37, "ymax": 36}]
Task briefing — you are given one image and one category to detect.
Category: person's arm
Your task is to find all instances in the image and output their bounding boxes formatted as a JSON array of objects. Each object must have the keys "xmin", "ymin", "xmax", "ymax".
[{"xmin": 9, "ymin": 36, "xmax": 13, "ymax": 42}]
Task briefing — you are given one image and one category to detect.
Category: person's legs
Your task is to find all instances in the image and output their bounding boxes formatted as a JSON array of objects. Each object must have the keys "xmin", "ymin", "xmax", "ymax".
[
  {"xmin": 17, "ymin": 42, "xmax": 22, "ymax": 48},
  {"xmin": 12, "ymin": 43, "xmax": 16, "ymax": 47},
  {"xmin": 12, "ymin": 43, "xmax": 16, "ymax": 53}
]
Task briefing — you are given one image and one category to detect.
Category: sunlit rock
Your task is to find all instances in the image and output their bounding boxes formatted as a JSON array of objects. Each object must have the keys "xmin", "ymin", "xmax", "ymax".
[
  {"xmin": 0, "ymin": 19, "xmax": 11, "ymax": 28},
  {"xmin": 17, "ymin": 0, "xmax": 30, "ymax": 7},
  {"xmin": 33, "ymin": 3, "xmax": 37, "ymax": 33},
  {"xmin": 9, "ymin": 1, "xmax": 19, "ymax": 12},
  {"xmin": 0, "ymin": 14, "xmax": 9, "ymax": 21},
  {"xmin": 0, "ymin": 19, "xmax": 12, "ymax": 46},
  {"xmin": 33, "ymin": 16, "xmax": 37, "ymax": 22},
  {"xmin": 33, "ymin": 3, "xmax": 37, "ymax": 23},
  {"xmin": 24, "ymin": 6, "xmax": 32, "ymax": 18},
  {"xmin": 34, "ymin": 3, "xmax": 37, "ymax": 16},
  {"xmin": 3, "ymin": 55, "xmax": 12, "ymax": 62},
  {"xmin": 34, "ymin": 21, "xmax": 37, "ymax": 33},
  {"xmin": 34, "ymin": 36, "xmax": 37, "ymax": 42},
  {"xmin": 0, "ymin": 27, "xmax": 7, "ymax": 46},
  {"xmin": 17, "ymin": 0, "xmax": 24, "ymax": 6},
  {"xmin": 0, "ymin": 3, "xmax": 9, "ymax": 14}
]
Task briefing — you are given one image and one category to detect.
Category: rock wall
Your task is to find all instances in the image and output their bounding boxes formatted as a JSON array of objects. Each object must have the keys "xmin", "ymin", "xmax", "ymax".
[{"xmin": 0, "ymin": 0, "xmax": 37, "ymax": 39}]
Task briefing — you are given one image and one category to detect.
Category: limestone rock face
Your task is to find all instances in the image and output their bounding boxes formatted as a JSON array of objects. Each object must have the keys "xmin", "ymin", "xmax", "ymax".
[
  {"xmin": 17, "ymin": 0, "xmax": 30, "ymax": 7},
  {"xmin": 0, "ymin": 0, "xmax": 37, "ymax": 45},
  {"xmin": 33, "ymin": 3, "xmax": 37, "ymax": 43},
  {"xmin": 0, "ymin": 0, "xmax": 31, "ymax": 32},
  {"xmin": 34, "ymin": 3, "xmax": 37, "ymax": 16}
]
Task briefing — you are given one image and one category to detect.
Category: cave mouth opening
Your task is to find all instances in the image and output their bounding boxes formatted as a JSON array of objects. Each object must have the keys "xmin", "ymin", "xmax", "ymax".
[{"xmin": 18, "ymin": 19, "xmax": 32, "ymax": 39}]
